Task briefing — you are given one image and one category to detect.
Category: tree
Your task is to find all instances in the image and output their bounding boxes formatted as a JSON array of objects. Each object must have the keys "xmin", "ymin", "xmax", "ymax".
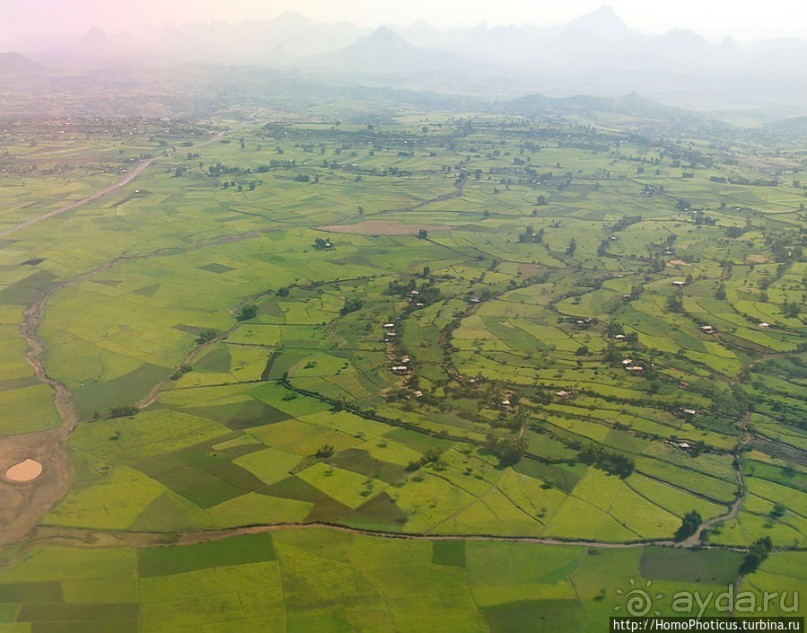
[
  {"xmin": 783, "ymin": 302, "xmax": 799, "ymax": 319},
  {"xmin": 666, "ymin": 293, "xmax": 684, "ymax": 314},
  {"xmin": 195, "ymin": 329, "xmax": 217, "ymax": 345},
  {"xmin": 739, "ymin": 537, "xmax": 773, "ymax": 574},
  {"xmin": 315, "ymin": 444, "xmax": 334, "ymax": 458},
  {"xmin": 108, "ymin": 405, "xmax": 138, "ymax": 419},
  {"xmin": 675, "ymin": 510, "xmax": 702, "ymax": 541},
  {"xmin": 565, "ymin": 239, "xmax": 577, "ymax": 256},
  {"xmin": 485, "ymin": 434, "xmax": 528, "ymax": 467},
  {"xmin": 417, "ymin": 228, "xmax": 428, "ymax": 239},
  {"xmin": 340, "ymin": 297, "xmax": 363, "ymax": 316},
  {"xmin": 237, "ymin": 304, "xmax": 257, "ymax": 321}
]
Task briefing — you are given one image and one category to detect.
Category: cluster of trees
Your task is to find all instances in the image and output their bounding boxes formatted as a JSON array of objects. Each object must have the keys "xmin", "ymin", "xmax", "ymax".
[
  {"xmin": 236, "ymin": 304, "xmax": 257, "ymax": 321},
  {"xmin": 740, "ymin": 537, "xmax": 773, "ymax": 574},
  {"xmin": 206, "ymin": 162, "xmax": 256, "ymax": 177},
  {"xmin": 782, "ymin": 301, "xmax": 800, "ymax": 319},
  {"xmin": 384, "ymin": 279, "xmax": 444, "ymax": 308},
  {"xmin": 108, "ymin": 405, "xmax": 138, "ymax": 419},
  {"xmin": 675, "ymin": 510, "xmax": 702, "ymax": 541},
  {"xmin": 576, "ymin": 444, "xmax": 635, "ymax": 478},
  {"xmin": 169, "ymin": 364, "xmax": 192, "ymax": 380},
  {"xmin": 517, "ymin": 225, "xmax": 545, "ymax": 243},
  {"xmin": 315, "ymin": 444, "xmax": 334, "ymax": 458},
  {"xmin": 339, "ymin": 297, "xmax": 364, "ymax": 316},
  {"xmin": 195, "ymin": 329, "xmax": 217, "ymax": 345},
  {"xmin": 667, "ymin": 292, "xmax": 685, "ymax": 314},
  {"xmin": 693, "ymin": 210, "xmax": 717, "ymax": 226},
  {"xmin": 612, "ymin": 215, "xmax": 642, "ymax": 232},
  {"xmin": 405, "ymin": 448, "xmax": 442, "ymax": 472},
  {"xmin": 313, "ymin": 238, "xmax": 333, "ymax": 250},
  {"xmin": 485, "ymin": 434, "xmax": 528, "ymax": 467}
]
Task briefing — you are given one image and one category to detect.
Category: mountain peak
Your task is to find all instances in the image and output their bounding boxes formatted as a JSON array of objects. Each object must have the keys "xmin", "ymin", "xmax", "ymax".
[
  {"xmin": 566, "ymin": 5, "xmax": 630, "ymax": 39},
  {"xmin": 82, "ymin": 26, "xmax": 109, "ymax": 46},
  {"xmin": 366, "ymin": 26, "xmax": 407, "ymax": 44},
  {"xmin": 0, "ymin": 52, "xmax": 48, "ymax": 74}
]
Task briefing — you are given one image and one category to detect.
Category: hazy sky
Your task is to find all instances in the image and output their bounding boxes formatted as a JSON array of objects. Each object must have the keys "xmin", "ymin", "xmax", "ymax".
[{"xmin": 2, "ymin": 0, "xmax": 806, "ymax": 49}]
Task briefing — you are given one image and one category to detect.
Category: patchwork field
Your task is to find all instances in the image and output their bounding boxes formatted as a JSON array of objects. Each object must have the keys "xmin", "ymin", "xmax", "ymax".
[{"xmin": 1, "ymin": 111, "xmax": 805, "ymax": 630}]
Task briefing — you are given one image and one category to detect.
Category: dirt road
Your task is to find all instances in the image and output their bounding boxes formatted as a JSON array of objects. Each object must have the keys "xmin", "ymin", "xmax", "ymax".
[{"xmin": 0, "ymin": 131, "xmax": 225, "ymax": 239}]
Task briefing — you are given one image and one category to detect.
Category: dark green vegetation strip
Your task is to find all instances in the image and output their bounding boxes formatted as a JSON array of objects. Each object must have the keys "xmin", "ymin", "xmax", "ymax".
[
  {"xmin": 483, "ymin": 599, "xmax": 585, "ymax": 633},
  {"xmin": 639, "ymin": 546, "xmax": 743, "ymax": 584},
  {"xmin": 31, "ymin": 621, "xmax": 138, "ymax": 633},
  {"xmin": 138, "ymin": 532, "xmax": 276, "ymax": 577},
  {"xmin": 0, "ymin": 582, "xmax": 62, "ymax": 604},
  {"xmin": 17, "ymin": 603, "xmax": 138, "ymax": 621},
  {"xmin": 432, "ymin": 540, "xmax": 466, "ymax": 567}
]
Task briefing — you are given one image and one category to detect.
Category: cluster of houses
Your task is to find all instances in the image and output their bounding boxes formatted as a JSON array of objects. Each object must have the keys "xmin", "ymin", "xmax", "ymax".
[
  {"xmin": 666, "ymin": 438, "xmax": 694, "ymax": 451},
  {"xmin": 405, "ymin": 290, "xmax": 425, "ymax": 308},
  {"xmin": 382, "ymin": 322, "xmax": 398, "ymax": 343},
  {"xmin": 384, "ymin": 322, "xmax": 414, "ymax": 377},
  {"xmin": 622, "ymin": 358, "xmax": 644, "ymax": 372}
]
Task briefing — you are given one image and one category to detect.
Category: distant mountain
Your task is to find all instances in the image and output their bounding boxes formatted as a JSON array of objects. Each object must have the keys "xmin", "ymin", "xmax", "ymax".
[
  {"xmin": 764, "ymin": 115, "xmax": 807, "ymax": 133},
  {"xmin": 562, "ymin": 5, "xmax": 633, "ymax": 41},
  {"xmin": 0, "ymin": 52, "xmax": 47, "ymax": 74},
  {"xmin": 305, "ymin": 26, "xmax": 474, "ymax": 75},
  {"xmin": 81, "ymin": 27, "xmax": 110, "ymax": 47},
  {"xmin": 497, "ymin": 91, "xmax": 729, "ymax": 132},
  {"xmin": 12, "ymin": 4, "xmax": 807, "ymax": 118}
]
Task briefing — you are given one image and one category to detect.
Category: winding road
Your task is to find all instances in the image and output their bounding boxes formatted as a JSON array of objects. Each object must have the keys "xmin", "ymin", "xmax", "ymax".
[{"xmin": 0, "ymin": 131, "xmax": 224, "ymax": 239}]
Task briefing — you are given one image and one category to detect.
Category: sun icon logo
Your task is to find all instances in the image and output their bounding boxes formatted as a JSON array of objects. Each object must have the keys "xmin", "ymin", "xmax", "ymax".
[{"xmin": 614, "ymin": 578, "xmax": 664, "ymax": 616}]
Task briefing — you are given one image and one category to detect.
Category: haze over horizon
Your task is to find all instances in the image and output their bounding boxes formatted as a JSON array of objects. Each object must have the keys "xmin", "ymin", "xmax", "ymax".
[{"xmin": 2, "ymin": 0, "xmax": 807, "ymax": 51}]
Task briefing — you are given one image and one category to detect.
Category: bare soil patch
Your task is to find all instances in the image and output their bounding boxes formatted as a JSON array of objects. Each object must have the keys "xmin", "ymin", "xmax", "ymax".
[{"xmin": 5, "ymin": 459, "xmax": 43, "ymax": 483}]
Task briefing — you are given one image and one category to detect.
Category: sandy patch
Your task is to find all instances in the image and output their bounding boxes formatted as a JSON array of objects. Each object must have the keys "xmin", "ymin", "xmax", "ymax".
[
  {"xmin": 746, "ymin": 255, "xmax": 770, "ymax": 263},
  {"xmin": 318, "ymin": 220, "xmax": 454, "ymax": 236},
  {"xmin": 5, "ymin": 459, "xmax": 43, "ymax": 483},
  {"xmin": 667, "ymin": 259, "xmax": 692, "ymax": 266}
]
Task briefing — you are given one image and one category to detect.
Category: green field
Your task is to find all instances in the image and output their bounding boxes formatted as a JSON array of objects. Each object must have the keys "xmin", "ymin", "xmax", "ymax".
[{"xmin": 1, "ymin": 108, "xmax": 805, "ymax": 630}]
